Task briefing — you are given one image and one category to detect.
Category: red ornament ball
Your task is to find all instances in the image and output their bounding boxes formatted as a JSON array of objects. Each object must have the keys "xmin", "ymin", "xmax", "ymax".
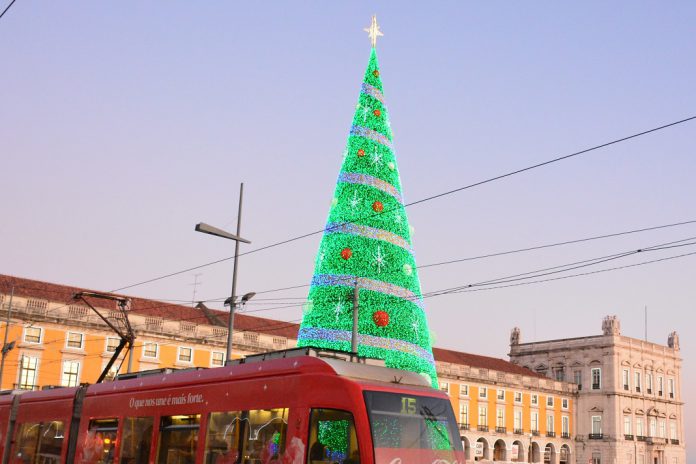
[
  {"xmin": 357, "ymin": 148, "xmax": 365, "ymax": 157},
  {"xmin": 373, "ymin": 310, "xmax": 390, "ymax": 327},
  {"xmin": 341, "ymin": 247, "xmax": 353, "ymax": 260},
  {"xmin": 373, "ymin": 109, "xmax": 381, "ymax": 117},
  {"xmin": 373, "ymin": 70, "xmax": 380, "ymax": 77},
  {"xmin": 372, "ymin": 201, "xmax": 384, "ymax": 212}
]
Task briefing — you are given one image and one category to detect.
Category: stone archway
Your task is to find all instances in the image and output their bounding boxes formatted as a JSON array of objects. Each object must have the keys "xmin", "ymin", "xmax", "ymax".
[
  {"xmin": 476, "ymin": 437, "xmax": 491, "ymax": 461},
  {"xmin": 512, "ymin": 440, "xmax": 525, "ymax": 462},
  {"xmin": 493, "ymin": 439, "xmax": 507, "ymax": 461},
  {"xmin": 559, "ymin": 444, "xmax": 571, "ymax": 464},
  {"xmin": 544, "ymin": 443, "xmax": 557, "ymax": 464},
  {"xmin": 461, "ymin": 436, "xmax": 472, "ymax": 462},
  {"xmin": 531, "ymin": 442, "xmax": 542, "ymax": 463}
]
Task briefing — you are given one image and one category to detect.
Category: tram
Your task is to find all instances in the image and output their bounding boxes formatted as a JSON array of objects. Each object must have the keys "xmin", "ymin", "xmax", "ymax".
[{"xmin": 0, "ymin": 347, "xmax": 464, "ymax": 464}]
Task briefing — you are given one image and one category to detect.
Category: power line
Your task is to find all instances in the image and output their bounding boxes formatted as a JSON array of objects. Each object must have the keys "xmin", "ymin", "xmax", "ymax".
[
  {"xmin": 110, "ymin": 116, "xmax": 696, "ymax": 293},
  {"xmin": 0, "ymin": 0, "xmax": 17, "ymax": 20}
]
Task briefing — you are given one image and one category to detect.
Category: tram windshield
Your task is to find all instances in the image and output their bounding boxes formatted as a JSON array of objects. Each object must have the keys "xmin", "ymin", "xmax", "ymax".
[{"xmin": 364, "ymin": 391, "xmax": 464, "ymax": 464}]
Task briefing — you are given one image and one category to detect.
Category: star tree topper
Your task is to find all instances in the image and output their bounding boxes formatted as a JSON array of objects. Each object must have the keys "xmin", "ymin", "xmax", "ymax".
[{"xmin": 364, "ymin": 15, "xmax": 383, "ymax": 48}]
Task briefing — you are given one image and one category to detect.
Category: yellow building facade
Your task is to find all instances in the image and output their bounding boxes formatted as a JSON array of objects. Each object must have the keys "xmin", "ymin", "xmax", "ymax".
[{"xmin": 1, "ymin": 275, "xmax": 577, "ymax": 464}]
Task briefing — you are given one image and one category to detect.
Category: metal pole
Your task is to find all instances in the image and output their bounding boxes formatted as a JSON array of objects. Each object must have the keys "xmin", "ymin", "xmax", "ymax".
[
  {"xmin": 0, "ymin": 286, "xmax": 15, "ymax": 388},
  {"xmin": 225, "ymin": 183, "xmax": 244, "ymax": 365},
  {"xmin": 127, "ymin": 343, "xmax": 134, "ymax": 373},
  {"xmin": 351, "ymin": 280, "xmax": 359, "ymax": 354}
]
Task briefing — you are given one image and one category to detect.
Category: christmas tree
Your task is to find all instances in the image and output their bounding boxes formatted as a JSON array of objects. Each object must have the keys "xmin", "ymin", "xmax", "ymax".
[{"xmin": 297, "ymin": 17, "xmax": 438, "ymax": 387}]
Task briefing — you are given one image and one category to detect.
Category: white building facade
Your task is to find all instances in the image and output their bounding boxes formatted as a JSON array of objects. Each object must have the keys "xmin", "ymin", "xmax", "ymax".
[{"xmin": 508, "ymin": 317, "xmax": 685, "ymax": 464}]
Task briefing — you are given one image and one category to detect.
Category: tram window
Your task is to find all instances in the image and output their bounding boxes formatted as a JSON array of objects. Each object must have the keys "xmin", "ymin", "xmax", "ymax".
[
  {"xmin": 156, "ymin": 414, "xmax": 201, "ymax": 464},
  {"xmin": 307, "ymin": 409, "xmax": 359, "ymax": 464},
  {"xmin": 81, "ymin": 418, "xmax": 118, "ymax": 463},
  {"xmin": 13, "ymin": 420, "xmax": 65, "ymax": 464},
  {"xmin": 120, "ymin": 417, "xmax": 154, "ymax": 464},
  {"xmin": 204, "ymin": 411, "xmax": 244, "ymax": 463},
  {"xmin": 241, "ymin": 408, "xmax": 288, "ymax": 464},
  {"xmin": 13, "ymin": 422, "xmax": 40, "ymax": 463}
]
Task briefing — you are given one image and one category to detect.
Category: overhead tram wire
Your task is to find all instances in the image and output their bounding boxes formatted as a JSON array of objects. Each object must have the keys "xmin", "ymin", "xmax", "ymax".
[
  {"xmin": 419, "ymin": 237, "xmax": 696, "ymax": 299},
  {"xmin": 10, "ymin": 217, "xmax": 696, "ymax": 325},
  {"xmin": 0, "ymin": 0, "xmax": 17, "ymax": 20},
  {"xmin": 110, "ymin": 115, "xmax": 696, "ymax": 294},
  {"xmin": 11, "ymin": 237, "xmax": 696, "ymax": 357},
  {"xmin": 440, "ymin": 250, "xmax": 696, "ymax": 297}
]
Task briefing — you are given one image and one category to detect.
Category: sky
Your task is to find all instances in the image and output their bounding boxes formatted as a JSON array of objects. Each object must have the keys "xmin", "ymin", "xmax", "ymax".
[{"xmin": 1, "ymin": 1, "xmax": 695, "ymax": 458}]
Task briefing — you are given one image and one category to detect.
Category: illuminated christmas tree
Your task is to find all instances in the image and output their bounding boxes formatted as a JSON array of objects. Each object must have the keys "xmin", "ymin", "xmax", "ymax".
[{"xmin": 297, "ymin": 17, "xmax": 438, "ymax": 387}]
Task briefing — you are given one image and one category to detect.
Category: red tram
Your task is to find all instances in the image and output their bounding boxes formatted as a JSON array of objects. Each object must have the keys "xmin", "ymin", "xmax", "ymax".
[{"xmin": 0, "ymin": 347, "xmax": 464, "ymax": 464}]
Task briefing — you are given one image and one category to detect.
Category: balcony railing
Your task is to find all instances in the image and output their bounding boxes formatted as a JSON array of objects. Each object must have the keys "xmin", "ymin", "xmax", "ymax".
[
  {"xmin": 532, "ymin": 430, "xmax": 540, "ymax": 436},
  {"xmin": 647, "ymin": 438, "xmax": 667, "ymax": 445},
  {"xmin": 561, "ymin": 433, "xmax": 571, "ymax": 439},
  {"xmin": 625, "ymin": 434, "xmax": 634, "ymax": 440},
  {"xmin": 671, "ymin": 439, "xmax": 680, "ymax": 445},
  {"xmin": 623, "ymin": 385, "xmax": 629, "ymax": 391},
  {"xmin": 514, "ymin": 429, "xmax": 524, "ymax": 435},
  {"xmin": 546, "ymin": 432, "xmax": 556, "ymax": 438},
  {"xmin": 459, "ymin": 423, "xmax": 470, "ymax": 431},
  {"xmin": 647, "ymin": 389, "xmax": 652, "ymax": 394},
  {"xmin": 496, "ymin": 427, "xmax": 507, "ymax": 434},
  {"xmin": 589, "ymin": 434, "xmax": 603, "ymax": 440},
  {"xmin": 13, "ymin": 384, "xmax": 39, "ymax": 391},
  {"xmin": 669, "ymin": 393, "xmax": 674, "ymax": 399},
  {"xmin": 637, "ymin": 436, "xmax": 647, "ymax": 442},
  {"xmin": 636, "ymin": 387, "xmax": 641, "ymax": 393},
  {"xmin": 477, "ymin": 425, "xmax": 489, "ymax": 432},
  {"xmin": 592, "ymin": 384, "xmax": 601, "ymax": 390}
]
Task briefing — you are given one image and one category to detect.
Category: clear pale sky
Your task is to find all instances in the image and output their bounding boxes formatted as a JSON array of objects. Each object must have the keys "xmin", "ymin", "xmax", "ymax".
[{"xmin": 1, "ymin": 2, "xmax": 694, "ymax": 457}]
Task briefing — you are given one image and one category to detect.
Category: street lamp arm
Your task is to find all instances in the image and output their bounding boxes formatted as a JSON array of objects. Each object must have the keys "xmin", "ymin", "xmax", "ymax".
[{"xmin": 194, "ymin": 223, "xmax": 251, "ymax": 244}]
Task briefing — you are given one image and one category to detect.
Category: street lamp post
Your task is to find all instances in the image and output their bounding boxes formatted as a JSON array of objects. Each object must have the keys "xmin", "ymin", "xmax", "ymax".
[{"xmin": 195, "ymin": 183, "xmax": 252, "ymax": 365}]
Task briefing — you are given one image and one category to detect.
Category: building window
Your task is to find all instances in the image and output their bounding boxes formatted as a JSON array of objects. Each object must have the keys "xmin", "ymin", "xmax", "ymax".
[
  {"xmin": 497, "ymin": 389, "xmax": 505, "ymax": 400},
  {"xmin": 531, "ymin": 394, "xmax": 538, "ymax": 405},
  {"xmin": 531, "ymin": 412, "xmax": 539, "ymax": 432},
  {"xmin": 624, "ymin": 416, "xmax": 632, "ymax": 435},
  {"xmin": 649, "ymin": 418, "xmax": 656, "ymax": 437},
  {"xmin": 546, "ymin": 396, "xmax": 554, "ymax": 407},
  {"xmin": 668, "ymin": 378, "xmax": 675, "ymax": 399},
  {"xmin": 622, "ymin": 369, "xmax": 630, "ymax": 391},
  {"xmin": 573, "ymin": 370, "xmax": 582, "ymax": 388},
  {"xmin": 562, "ymin": 398, "xmax": 569, "ymax": 409},
  {"xmin": 211, "ymin": 351, "xmax": 224, "ymax": 367},
  {"xmin": 514, "ymin": 391, "xmax": 522, "ymax": 403},
  {"xmin": 18, "ymin": 356, "xmax": 39, "ymax": 390},
  {"xmin": 61, "ymin": 360, "xmax": 80, "ymax": 387},
  {"xmin": 591, "ymin": 368, "xmax": 602, "ymax": 389},
  {"xmin": 554, "ymin": 367, "xmax": 565, "ymax": 381},
  {"xmin": 177, "ymin": 347, "xmax": 192, "ymax": 363},
  {"xmin": 592, "ymin": 416, "xmax": 602, "ymax": 435},
  {"xmin": 658, "ymin": 376, "xmax": 664, "ymax": 396},
  {"xmin": 670, "ymin": 421, "xmax": 677, "ymax": 440},
  {"xmin": 23, "ymin": 327, "xmax": 42, "ymax": 344},
  {"xmin": 478, "ymin": 406, "xmax": 487, "ymax": 426},
  {"xmin": 460, "ymin": 403, "xmax": 469, "ymax": 425},
  {"xmin": 636, "ymin": 418, "xmax": 644, "ymax": 437},
  {"xmin": 440, "ymin": 381, "xmax": 450, "ymax": 393},
  {"xmin": 496, "ymin": 408, "xmax": 505, "ymax": 428},
  {"xmin": 646, "ymin": 373, "xmax": 653, "ymax": 394},
  {"xmin": 659, "ymin": 420, "xmax": 666, "ymax": 438},
  {"xmin": 562, "ymin": 416, "xmax": 570, "ymax": 436},
  {"xmin": 66, "ymin": 332, "xmax": 84, "ymax": 349},
  {"xmin": 105, "ymin": 337, "xmax": 120, "ymax": 352},
  {"xmin": 143, "ymin": 343, "xmax": 158, "ymax": 358},
  {"xmin": 547, "ymin": 414, "xmax": 554, "ymax": 433},
  {"xmin": 479, "ymin": 387, "xmax": 488, "ymax": 399},
  {"xmin": 460, "ymin": 384, "xmax": 469, "ymax": 397},
  {"xmin": 592, "ymin": 451, "xmax": 601, "ymax": 464},
  {"xmin": 635, "ymin": 371, "xmax": 642, "ymax": 393},
  {"xmin": 514, "ymin": 410, "xmax": 523, "ymax": 432}
]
